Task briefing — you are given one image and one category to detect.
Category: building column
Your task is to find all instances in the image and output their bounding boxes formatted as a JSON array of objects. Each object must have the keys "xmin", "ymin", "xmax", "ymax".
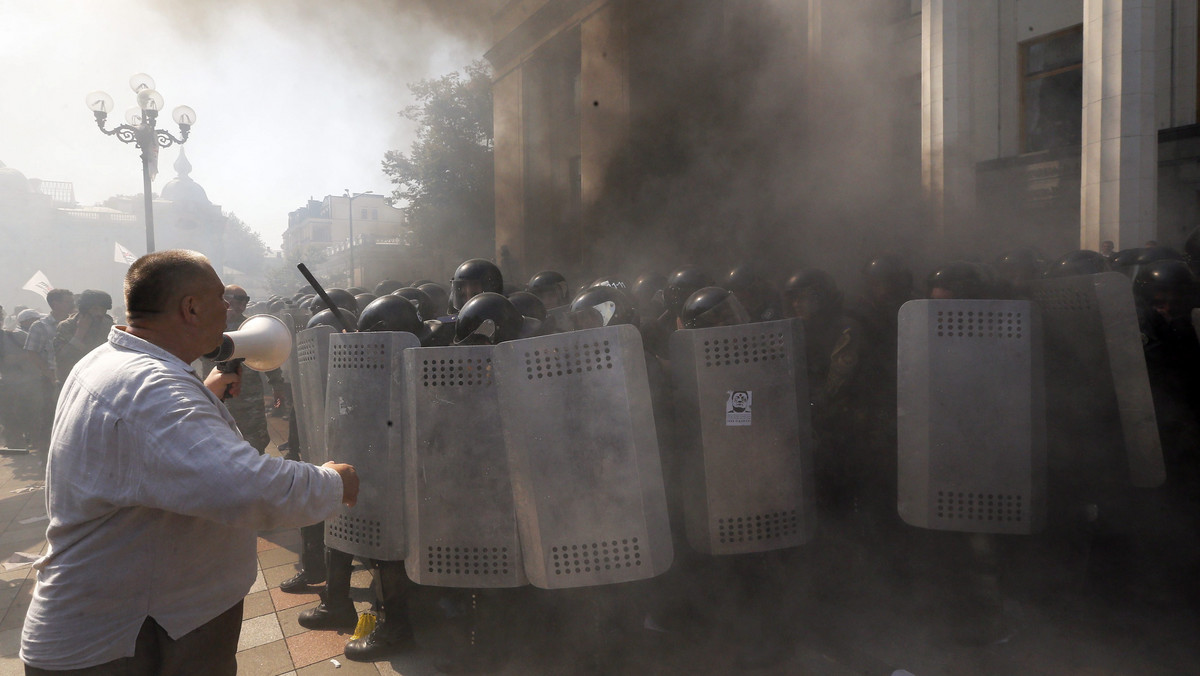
[
  {"xmin": 1081, "ymin": 0, "xmax": 1157, "ymax": 251},
  {"xmin": 922, "ymin": 0, "xmax": 975, "ymax": 238},
  {"xmin": 492, "ymin": 68, "xmax": 526, "ymax": 273}
]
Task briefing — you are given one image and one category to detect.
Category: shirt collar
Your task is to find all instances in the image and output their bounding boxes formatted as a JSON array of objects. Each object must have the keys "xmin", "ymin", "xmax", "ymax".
[{"xmin": 107, "ymin": 325, "xmax": 197, "ymax": 375}]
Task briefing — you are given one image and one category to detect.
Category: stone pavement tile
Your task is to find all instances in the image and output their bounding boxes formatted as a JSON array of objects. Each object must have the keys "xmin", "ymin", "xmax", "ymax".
[
  {"xmin": 296, "ymin": 655, "xmax": 381, "ymax": 674},
  {"xmin": 261, "ymin": 529, "xmax": 303, "ymax": 551},
  {"xmin": 250, "ymin": 567, "xmax": 268, "ymax": 594},
  {"xmin": 0, "ymin": 655, "xmax": 26, "ymax": 676},
  {"xmin": 236, "ymin": 638, "xmax": 295, "ymax": 676},
  {"xmin": 0, "ymin": 626, "xmax": 19, "ymax": 657},
  {"xmin": 285, "ymin": 628, "xmax": 352, "ymax": 669},
  {"xmin": 0, "ymin": 537, "xmax": 47, "ymax": 563},
  {"xmin": 259, "ymin": 544, "xmax": 301, "ymax": 570},
  {"xmin": 0, "ymin": 579, "xmax": 34, "ymax": 632},
  {"xmin": 277, "ymin": 601, "xmax": 320, "ymax": 639},
  {"xmin": 244, "ymin": 590, "xmax": 275, "ymax": 620},
  {"xmin": 259, "ymin": 536, "xmax": 282, "ymax": 553},
  {"xmin": 270, "ymin": 585, "xmax": 322, "ymax": 612},
  {"xmin": 239, "ymin": 614, "xmax": 285, "ymax": 652}
]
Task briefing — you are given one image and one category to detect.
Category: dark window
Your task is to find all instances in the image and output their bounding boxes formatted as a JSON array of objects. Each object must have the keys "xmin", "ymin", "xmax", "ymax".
[{"xmin": 1021, "ymin": 26, "xmax": 1083, "ymax": 153}]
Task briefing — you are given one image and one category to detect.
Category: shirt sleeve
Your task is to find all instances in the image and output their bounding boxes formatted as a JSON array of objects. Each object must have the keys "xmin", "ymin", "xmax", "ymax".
[{"xmin": 95, "ymin": 368, "xmax": 343, "ymax": 531}]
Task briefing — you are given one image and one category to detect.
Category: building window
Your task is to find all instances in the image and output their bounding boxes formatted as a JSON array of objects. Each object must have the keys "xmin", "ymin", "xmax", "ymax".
[
  {"xmin": 371, "ymin": 208, "xmax": 378, "ymax": 220},
  {"xmin": 1021, "ymin": 26, "xmax": 1083, "ymax": 153},
  {"xmin": 361, "ymin": 208, "xmax": 368, "ymax": 219}
]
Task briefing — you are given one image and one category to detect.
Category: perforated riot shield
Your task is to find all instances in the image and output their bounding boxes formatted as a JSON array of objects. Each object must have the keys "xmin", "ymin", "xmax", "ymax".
[
  {"xmin": 294, "ymin": 326, "xmax": 335, "ymax": 467},
  {"xmin": 402, "ymin": 345, "xmax": 526, "ymax": 588},
  {"xmin": 1031, "ymin": 273, "xmax": 1164, "ymax": 488},
  {"xmin": 668, "ymin": 318, "xmax": 816, "ymax": 555},
  {"xmin": 323, "ymin": 331, "xmax": 420, "ymax": 560},
  {"xmin": 494, "ymin": 325, "xmax": 673, "ymax": 589},
  {"xmin": 897, "ymin": 300, "xmax": 1046, "ymax": 534}
]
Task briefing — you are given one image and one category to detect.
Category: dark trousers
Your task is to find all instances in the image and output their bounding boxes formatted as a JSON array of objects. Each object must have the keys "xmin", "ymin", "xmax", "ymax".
[{"xmin": 25, "ymin": 601, "xmax": 243, "ymax": 676}]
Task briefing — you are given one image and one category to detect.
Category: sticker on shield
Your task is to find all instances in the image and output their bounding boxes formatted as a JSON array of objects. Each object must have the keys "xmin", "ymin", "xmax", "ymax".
[{"xmin": 726, "ymin": 390, "xmax": 752, "ymax": 426}]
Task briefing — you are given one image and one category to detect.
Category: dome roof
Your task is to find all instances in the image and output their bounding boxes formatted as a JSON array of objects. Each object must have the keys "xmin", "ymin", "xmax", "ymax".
[
  {"xmin": 0, "ymin": 166, "xmax": 30, "ymax": 195},
  {"xmin": 160, "ymin": 147, "xmax": 211, "ymax": 205}
]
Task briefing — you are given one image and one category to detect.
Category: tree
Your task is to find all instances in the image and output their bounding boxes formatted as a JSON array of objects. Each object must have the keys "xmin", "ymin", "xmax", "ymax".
[
  {"xmin": 382, "ymin": 61, "xmax": 494, "ymax": 261},
  {"xmin": 221, "ymin": 212, "xmax": 269, "ymax": 276}
]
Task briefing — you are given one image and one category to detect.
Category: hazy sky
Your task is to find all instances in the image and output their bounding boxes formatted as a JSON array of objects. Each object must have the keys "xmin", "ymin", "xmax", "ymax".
[{"xmin": 0, "ymin": 0, "xmax": 492, "ymax": 249}]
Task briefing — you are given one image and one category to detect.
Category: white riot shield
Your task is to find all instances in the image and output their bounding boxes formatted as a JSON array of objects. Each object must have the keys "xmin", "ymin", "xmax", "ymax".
[
  {"xmin": 276, "ymin": 309, "xmax": 307, "ymax": 387},
  {"xmin": 295, "ymin": 326, "xmax": 334, "ymax": 466},
  {"xmin": 1031, "ymin": 273, "xmax": 1164, "ymax": 488},
  {"xmin": 323, "ymin": 331, "xmax": 420, "ymax": 560},
  {"xmin": 668, "ymin": 318, "xmax": 816, "ymax": 555},
  {"xmin": 897, "ymin": 300, "xmax": 1047, "ymax": 534},
  {"xmin": 494, "ymin": 325, "xmax": 673, "ymax": 589},
  {"xmin": 402, "ymin": 344, "xmax": 527, "ymax": 588}
]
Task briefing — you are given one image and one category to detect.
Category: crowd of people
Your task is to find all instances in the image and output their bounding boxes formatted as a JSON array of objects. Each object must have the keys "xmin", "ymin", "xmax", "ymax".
[
  {"xmin": 10, "ymin": 238, "xmax": 1200, "ymax": 673},
  {"xmin": 245, "ymin": 240, "xmax": 1200, "ymax": 671}
]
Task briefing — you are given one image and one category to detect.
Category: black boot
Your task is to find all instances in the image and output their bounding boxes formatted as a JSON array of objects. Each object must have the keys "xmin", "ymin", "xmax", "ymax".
[
  {"xmin": 298, "ymin": 548, "xmax": 357, "ymax": 630},
  {"xmin": 344, "ymin": 561, "xmax": 415, "ymax": 661},
  {"xmin": 280, "ymin": 523, "xmax": 328, "ymax": 592},
  {"xmin": 343, "ymin": 615, "xmax": 415, "ymax": 661}
]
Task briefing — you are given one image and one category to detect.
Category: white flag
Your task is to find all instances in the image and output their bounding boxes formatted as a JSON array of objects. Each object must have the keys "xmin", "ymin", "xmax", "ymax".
[
  {"xmin": 22, "ymin": 271, "xmax": 53, "ymax": 301},
  {"xmin": 114, "ymin": 241, "xmax": 138, "ymax": 265}
]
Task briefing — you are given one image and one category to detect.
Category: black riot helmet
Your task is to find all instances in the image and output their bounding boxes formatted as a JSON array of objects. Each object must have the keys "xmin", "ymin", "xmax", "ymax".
[
  {"xmin": 570, "ymin": 285, "xmax": 640, "ymax": 329},
  {"xmin": 927, "ymin": 261, "xmax": 991, "ymax": 299},
  {"xmin": 632, "ymin": 273, "xmax": 666, "ymax": 304},
  {"xmin": 418, "ymin": 282, "xmax": 450, "ymax": 317},
  {"xmin": 507, "ymin": 291, "xmax": 548, "ymax": 321},
  {"xmin": 664, "ymin": 265, "xmax": 714, "ymax": 318},
  {"xmin": 357, "ymin": 295, "xmax": 426, "ymax": 336},
  {"xmin": 861, "ymin": 254, "xmax": 913, "ymax": 308},
  {"xmin": 680, "ymin": 286, "xmax": 751, "ymax": 329},
  {"xmin": 353, "ymin": 293, "xmax": 377, "ymax": 314},
  {"xmin": 449, "ymin": 259, "xmax": 504, "ymax": 313},
  {"xmin": 782, "ymin": 269, "xmax": 842, "ymax": 320},
  {"xmin": 996, "ymin": 248, "xmax": 1046, "ymax": 284},
  {"xmin": 453, "ymin": 292, "xmax": 532, "ymax": 345},
  {"xmin": 373, "ymin": 279, "xmax": 405, "ymax": 296},
  {"xmin": 1048, "ymin": 250, "xmax": 1110, "ymax": 278},
  {"xmin": 1134, "ymin": 259, "xmax": 1196, "ymax": 319},
  {"xmin": 393, "ymin": 287, "xmax": 437, "ymax": 320},
  {"xmin": 306, "ymin": 307, "xmax": 358, "ymax": 331},
  {"xmin": 725, "ymin": 265, "xmax": 781, "ymax": 322},
  {"xmin": 346, "ymin": 287, "xmax": 368, "ymax": 296},
  {"xmin": 311, "ymin": 288, "xmax": 358, "ymax": 315},
  {"xmin": 1136, "ymin": 246, "xmax": 1184, "ymax": 266},
  {"xmin": 527, "ymin": 270, "xmax": 569, "ymax": 308}
]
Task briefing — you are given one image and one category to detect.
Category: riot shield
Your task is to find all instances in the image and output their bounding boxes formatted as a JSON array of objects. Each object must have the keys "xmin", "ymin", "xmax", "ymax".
[
  {"xmin": 494, "ymin": 325, "xmax": 673, "ymax": 589},
  {"xmin": 294, "ymin": 326, "xmax": 334, "ymax": 466},
  {"xmin": 402, "ymin": 345, "xmax": 527, "ymax": 588},
  {"xmin": 668, "ymin": 318, "xmax": 816, "ymax": 555},
  {"xmin": 323, "ymin": 331, "xmax": 420, "ymax": 560},
  {"xmin": 1193, "ymin": 308, "xmax": 1200, "ymax": 345},
  {"xmin": 897, "ymin": 300, "xmax": 1047, "ymax": 534},
  {"xmin": 1031, "ymin": 273, "xmax": 1164, "ymax": 488}
]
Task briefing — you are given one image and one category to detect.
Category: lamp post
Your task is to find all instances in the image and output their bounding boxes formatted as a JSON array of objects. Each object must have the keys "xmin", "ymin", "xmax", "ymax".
[
  {"xmin": 344, "ymin": 190, "xmax": 372, "ymax": 287},
  {"xmin": 87, "ymin": 74, "xmax": 196, "ymax": 253}
]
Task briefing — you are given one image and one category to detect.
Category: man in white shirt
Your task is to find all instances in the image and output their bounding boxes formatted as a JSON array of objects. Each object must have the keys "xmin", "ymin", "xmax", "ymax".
[{"xmin": 20, "ymin": 250, "xmax": 359, "ymax": 675}]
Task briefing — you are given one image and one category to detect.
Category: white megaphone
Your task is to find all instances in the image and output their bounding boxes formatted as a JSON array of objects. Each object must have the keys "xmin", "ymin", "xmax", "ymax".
[{"xmin": 203, "ymin": 314, "xmax": 293, "ymax": 371}]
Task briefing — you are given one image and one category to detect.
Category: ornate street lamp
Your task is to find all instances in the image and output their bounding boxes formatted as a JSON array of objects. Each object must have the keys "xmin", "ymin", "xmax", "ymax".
[
  {"xmin": 86, "ymin": 74, "xmax": 196, "ymax": 253},
  {"xmin": 344, "ymin": 190, "xmax": 372, "ymax": 287}
]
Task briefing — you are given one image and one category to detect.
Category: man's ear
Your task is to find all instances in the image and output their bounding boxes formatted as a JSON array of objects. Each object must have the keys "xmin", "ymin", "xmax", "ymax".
[{"xmin": 179, "ymin": 294, "xmax": 201, "ymax": 326}]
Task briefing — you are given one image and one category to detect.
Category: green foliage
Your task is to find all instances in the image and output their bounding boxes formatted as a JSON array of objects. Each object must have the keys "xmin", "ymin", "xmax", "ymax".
[
  {"xmin": 382, "ymin": 61, "xmax": 494, "ymax": 258},
  {"xmin": 221, "ymin": 212, "xmax": 269, "ymax": 275}
]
